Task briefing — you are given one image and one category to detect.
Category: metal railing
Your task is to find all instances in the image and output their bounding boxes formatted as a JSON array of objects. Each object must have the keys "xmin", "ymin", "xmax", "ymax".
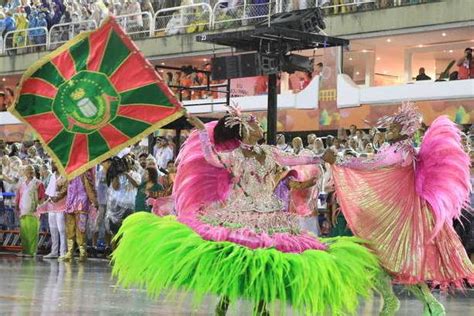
[
  {"xmin": 212, "ymin": 0, "xmax": 277, "ymax": 30},
  {"xmin": 49, "ymin": 20, "xmax": 98, "ymax": 49},
  {"xmin": 154, "ymin": 3, "xmax": 213, "ymax": 36},
  {"xmin": 0, "ymin": 0, "xmax": 438, "ymax": 55},
  {"xmin": 115, "ymin": 11, "xmax": 154, "ymax": 38},
  {"xmin": 3, "ymin": 27, "xmax": 49, "ymax": 54}
]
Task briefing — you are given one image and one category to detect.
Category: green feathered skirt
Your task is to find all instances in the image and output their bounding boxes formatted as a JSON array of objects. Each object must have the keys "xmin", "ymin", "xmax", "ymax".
[{"xmin": 112, "ymin": 212, "xmax": 381, "ymax": 315}]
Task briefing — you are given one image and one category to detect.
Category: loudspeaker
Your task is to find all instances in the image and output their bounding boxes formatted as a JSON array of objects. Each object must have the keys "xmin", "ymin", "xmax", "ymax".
[
  {"xmin": 239, "ymin": 53, "xmax": 261, "ymax": 78},
  {"xmin": 262, "ymin": 8, "xmax": 326, "ymax": 33},
  {"xmin": 211, "ymin": 53, "xmax": 261, "ymax": 80},
  {"xmin": 281, "ymin": 54, "xmax": 313, "ymax": 74},
  {"xmin": 211, "ymin": 55, "xmax": 239, "ymax": 80}
]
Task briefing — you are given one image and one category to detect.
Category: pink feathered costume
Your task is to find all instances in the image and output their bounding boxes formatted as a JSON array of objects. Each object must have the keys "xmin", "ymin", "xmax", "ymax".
[
  {"xmin": 332, "ymin": 116, "xmax": 474, "ymax": 290},
  {"xmin": 175, "ymin": 121, "xmax": 327, "ymax": 253}
]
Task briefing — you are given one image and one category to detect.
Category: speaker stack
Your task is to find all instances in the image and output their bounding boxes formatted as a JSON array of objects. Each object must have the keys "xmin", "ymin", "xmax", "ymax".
[
  {"xmin": 211, "ymin": 53, "xmax": 261, "ymax": 80},
  {"xmin": 260, "ymin": 8, "xmax": 326, "ymax": 33}
]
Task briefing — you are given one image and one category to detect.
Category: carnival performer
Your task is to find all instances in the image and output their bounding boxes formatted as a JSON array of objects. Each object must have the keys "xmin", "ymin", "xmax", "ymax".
[
  {"xmin": 40, "ymin": 162, "xmax": 68, "ymax": 259},
  {"xmin": 112, "ymin": 107, "xmax": 382, "ymax": 316},
  {"xmin": 274, "ymin": 166, "xmax": 321, "ymax": 236},
  {"xmin": 16, "ymin": 165, "xmax": 45, "ymax": 257},
  {"xmin": 330, "ymin": 102, "xmax": 474, "ymax": 316},
  {"xmin": 61, "ymin": 169, "xmax": 97, "ymax": 262}
]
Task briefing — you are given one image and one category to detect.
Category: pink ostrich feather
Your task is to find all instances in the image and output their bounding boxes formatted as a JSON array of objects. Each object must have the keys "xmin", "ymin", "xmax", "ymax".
[
  {"xmin": 416, "ymin": 116, "xmax": 471, "ymax": 240},
  {"xmin": 173, "ymin": 121, "xmax": 239, "ymax": 217}
]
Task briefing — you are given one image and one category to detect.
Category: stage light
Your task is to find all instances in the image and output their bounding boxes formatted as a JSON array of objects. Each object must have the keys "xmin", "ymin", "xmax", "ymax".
[{"xmin": 386, "ymin": 39, "xmax": 391, "ymax": 43}]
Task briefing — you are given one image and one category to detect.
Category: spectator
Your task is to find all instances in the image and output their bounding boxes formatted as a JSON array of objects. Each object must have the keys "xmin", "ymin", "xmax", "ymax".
[
  {"xmin": 276, "ymin": 134, "xmax": 293, "ymax": 153},
  {"xmin": 163, "ymin": 160, "xmax": 176, "ymax": 196},
  {"xmin": 313, "ymin": 62, "xmax": 323, "ymax": 77},
  {"xmin": 33, "ymin": 139, "xmax": 45, "ymax": 158},
  {"xmin": 51, "ymin": 0, "xmax": 66, "ymax": 27},
  {"xmin": 165, "ymin": 72, "xmax": 173, "ymax": 86},
  {"xmin": 254, "ymin": 76, "xmax": 268, "ymax": 95},
  {"xmin": 126, "ymin": 0, "xmax": 143, "ymax": 32},
  {"xmin": 457, "ymin": 47, "xmax": 473, "ymax": 80},
  {"xmin": 35, "ymin": 12, "xmax": 48, "ymax": 46},
  {"xmin": 373, "ymin": 132, "xmax": 385, "ymax": 151},
  {"xmin": 306, "ymin": 133, "xmax": 316, "ymax": 151},
  {"xmin": 0, "ymin": 12, "xmax": 5, "ymax": 53},
  {"xmin": 415, "ymin": 67, "xmax": 431, "ymax": 81},
  {"xmin": 105, "ymin": 154, "xmax": 140, "ymax": 243},
  {"xmin": 4, "ymin": 87, "xmax": 14, "ymax": 109},
  {"xmin": 13, "ymin": 12, "xmax": 28, "ymax": 49},
  {"xmin": 180, "ymin": 72, "xmax": 192, "ymax": 100},
  {"xmin": 332, "ymin": 138, "xmax": 344, "ymax": 151},
  {"xmin": 94, "ymin": 162, "xmax": 108, "ymax": 250},
  {"xmin": 0, "ymin": 91, "xmax": 6, "ymax": 111},
  {"xmin": 313, "ymin": 137, "xmax": 325, "ymax": 155},
  {"xmin": 134, "ymin": 167, "xmax": 163, "ymax": 212},
  {"xmin": 348, "ymin": 137, "xmax": 358, "ymax": 152},
  {"xmin": 348, "ymin": 124, "xmax": 357, "ymax": 138},
  {"xmin": 291, "ymin": 137, "xmax": 305, "ymax": 155},
  {"xmin": 300, "ymin": 72, "xmax": 311, "ymax": 90},
  {"xmin": 153, "ymin": 137, "xmax": 173, "ymax": 171},
  {"xmin": 337, "ymin": 127, "xmax": 347, "ymax": 141},
  {"xmin": 146, "ymin": 156, "xmax": 160, "ymax": 174},
  {"xmin": 141, "ymin": 0, "xmax": 154, "ymax": 16},
  {"xmin": 365, "ymin": 142, "xmax": 375, "ymax": 154},
  {"xmin": 27, "ymin": 146, "xmax": 41, "ymax": 163},
  {"xmin": 137, "ymin": 152, "xmax": 148, "ymax": 178},
  {"xmin": 3, "ymin": 11, "xmax": 17, "ymax": 53}
]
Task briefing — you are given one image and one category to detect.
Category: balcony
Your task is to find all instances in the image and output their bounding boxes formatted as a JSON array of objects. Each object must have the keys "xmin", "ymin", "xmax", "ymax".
[{"xmin": 0, "ymin": 0, "xmax": 462, "ymax": 73}]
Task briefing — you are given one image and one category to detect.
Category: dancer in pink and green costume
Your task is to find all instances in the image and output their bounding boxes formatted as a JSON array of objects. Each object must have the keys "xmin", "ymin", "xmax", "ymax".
[
  {"xmin": 331, "ymin": 103, "xmax": 474, "ymax": 315},
  {"xmin": 112, "ymin": 106, "xmax": 382, "ymax": 316}
]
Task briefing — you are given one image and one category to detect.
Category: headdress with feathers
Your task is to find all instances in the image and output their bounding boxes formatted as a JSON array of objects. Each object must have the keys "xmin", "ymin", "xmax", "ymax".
[{"xmin": 377, "ymin": 101, "xmax": 422, "ymax": 137}]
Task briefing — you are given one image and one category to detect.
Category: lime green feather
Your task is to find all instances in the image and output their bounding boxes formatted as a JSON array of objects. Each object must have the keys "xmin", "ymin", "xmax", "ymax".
[{"xmin": 112, "ymin": 213, "xmax": 381, "ymax": 316}]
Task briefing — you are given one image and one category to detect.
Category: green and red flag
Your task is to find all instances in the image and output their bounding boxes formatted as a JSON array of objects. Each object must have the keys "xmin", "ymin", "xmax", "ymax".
[{"xmin": 9, "ymin": 17, "xmax": 184, "ymax": 180}]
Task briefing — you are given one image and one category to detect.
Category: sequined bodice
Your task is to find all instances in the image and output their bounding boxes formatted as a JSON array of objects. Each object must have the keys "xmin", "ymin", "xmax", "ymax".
[
  {"xmin": 197, "ymin": 130, "xmax": 322, "ymax": 233},
  {"xmin": 221, "ymin": 146, "xmax": 284, "ymax": 213}
]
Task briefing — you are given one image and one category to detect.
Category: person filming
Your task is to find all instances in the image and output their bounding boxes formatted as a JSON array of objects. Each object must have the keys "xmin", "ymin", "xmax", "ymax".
[{"xmin": 457, "ymin": 47, "xmax": 474, "ymax": 80}]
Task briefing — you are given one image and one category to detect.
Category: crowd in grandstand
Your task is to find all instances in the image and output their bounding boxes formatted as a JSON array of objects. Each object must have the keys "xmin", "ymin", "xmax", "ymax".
[
  {"xmin": 1, "ymin": 121, "xmax": 473, "ymax": 260},
  {"xmin": 0, "ymin": 0, "xmax": 433, "ymax": 49}
]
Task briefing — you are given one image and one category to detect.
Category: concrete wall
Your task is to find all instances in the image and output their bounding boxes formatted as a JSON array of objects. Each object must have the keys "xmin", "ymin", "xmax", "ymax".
[
  {"xmin": 1, "ymin": 0, "xmax": 472, "ymax": 75},
  {"xmin": 327, "ymin": 0, "xmax": 474, "ymax": 38}
]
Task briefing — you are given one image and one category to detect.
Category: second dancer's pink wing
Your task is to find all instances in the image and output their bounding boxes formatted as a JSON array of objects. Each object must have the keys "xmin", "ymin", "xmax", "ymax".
[{"xmin": 415, "ymin": 116, "xmax": 471, "ymax": 240}]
